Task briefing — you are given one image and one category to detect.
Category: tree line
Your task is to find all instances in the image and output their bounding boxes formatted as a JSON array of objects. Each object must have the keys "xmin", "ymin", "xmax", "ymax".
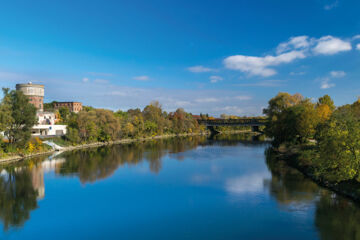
[
  {"xmin": 0, "ymin": 87, "xmax": 207, "ymax": 156},
  {"xmin": 63, "ymin": 101, "xmax": 205, "ymax": 144},
  {"xmin": 263, "ymin": 92, "xmax": 360, "ymax": 183}
]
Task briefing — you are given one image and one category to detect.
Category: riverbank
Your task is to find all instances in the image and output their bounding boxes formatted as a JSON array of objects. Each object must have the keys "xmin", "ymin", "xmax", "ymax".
[
  {"xmin": 269, "ymin": 146, "xmax": 360, "ymax": 202},
  {"xmin": 0, "ymin": 130, "xmax": 260, "ymax": 164}
]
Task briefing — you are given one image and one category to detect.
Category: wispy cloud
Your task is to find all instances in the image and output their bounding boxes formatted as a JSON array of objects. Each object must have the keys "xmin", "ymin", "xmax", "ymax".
[
  {"xmin": 209, "ymin": 75, "xmax": 223, "ymax": 83},
  {"xmin": 0, "ymin": 71, "xmax": 28, "ymax": 82},
  {"xmin": 236, "ymin": 80, "xmax": 285, "ymax": 87},
  {"xmin": 188, "ymin": 65, "xmax": 214, "ymax": 73},
  {"xmin": 195, "ymin": 97, "xmax": 219, "ymax": 103},
  {"xmin": 133, "ymin": 75, "xmax": 149, "ymax": 81},
  {"xmin": 276, "ymin": 36, "xmax": 310, "ymax": 54},
  {"xmin": 214, "ymin": 106, "xmax": 243, "ymax": 115},
  {"xmin": 234, "ymin": 95, "xmax": 252, "ymax": 101},
  {"xmin": 357, "ymin": 44, "xmax": 360, "ymax": 50},
  {"xmin": 318, "ymin": 70, "xmax": 346, "ymax": 89},
  {"xmin": 82, "ymin": 77, "xmax": 89, "ymax": 83},
  {"xmin": 320, "ymin": 77, "xmax": 335, "ymax": 89},
  {"xmin": 88, "ymin": 72, "xmax": 114, "ymax": 77},
  {"xmin": 93, "ymin": 79, "xmax": 109, "ymax": 84},
  {"xmin": 290, "ymin": 71, "xmax": 306, "ymax": 76},
  {"xmin": 330, "ymin": 70, "xmax": 346, "ymax": 78},
  {"xmin": 324, "ymin": 1, "xmax": 338, "ymax": 10}
]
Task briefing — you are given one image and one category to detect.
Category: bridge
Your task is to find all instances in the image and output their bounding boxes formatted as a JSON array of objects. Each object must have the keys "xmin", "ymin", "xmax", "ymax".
[{"xmin": 197, "ymin": 118, "xmax": 266, "ymax": 134}]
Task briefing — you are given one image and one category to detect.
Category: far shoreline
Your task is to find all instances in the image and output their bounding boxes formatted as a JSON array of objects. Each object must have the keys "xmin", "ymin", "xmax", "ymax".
[{"xmin": 0, "ymin": 130, "xmax": 260, "ymax": 164}]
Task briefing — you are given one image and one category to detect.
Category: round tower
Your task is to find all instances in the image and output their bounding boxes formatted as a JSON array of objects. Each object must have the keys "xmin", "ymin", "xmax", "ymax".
[{"xmin": 16, "ymin": 82, "xmax": 45, "ymax": 111}]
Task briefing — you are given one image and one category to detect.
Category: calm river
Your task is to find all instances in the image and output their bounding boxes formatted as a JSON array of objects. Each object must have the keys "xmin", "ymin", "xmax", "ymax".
[{"xmin": 0, "ymin": 134, "xmax": 359, "ymax": 240}]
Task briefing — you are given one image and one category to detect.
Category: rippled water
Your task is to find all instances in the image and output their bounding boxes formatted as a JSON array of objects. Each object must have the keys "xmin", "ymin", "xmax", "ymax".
[{"xmin": 0, "ymin": 134, "xmax": 359, "ymax": 240}]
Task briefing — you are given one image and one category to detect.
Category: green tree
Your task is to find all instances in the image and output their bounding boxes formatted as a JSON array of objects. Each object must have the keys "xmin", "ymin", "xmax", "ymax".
[
  {"xmin": 5, "ymin": 89, "xmax": 37, "ymax": 146},
  {"xmin": 66, "ymin": 127, "xmax": 81, "ymax": 144},
  {"xmin": 43, "ymin": 101, "xmax": 57, "ymax": 112},
  {"xmin": 263, "ymin": 92, "xmax": 303, "ymax": 145},
  {"xmin": 0, "ymin": 88, "xmax": 13, "ymax": 132},
  {"xmin": 317, "ymin": 94, "xmax": 335, "ymax": 111},
  {"xmin": 58, "ymin": 107, "xmax": 70, "ymax": 123},
  {"xmin": 315, "ymin": 110, "xmax": 360, "ymax": 182}
]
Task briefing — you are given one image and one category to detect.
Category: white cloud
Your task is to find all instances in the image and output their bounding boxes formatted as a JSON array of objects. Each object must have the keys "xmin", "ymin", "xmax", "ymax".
[
  {"xmin": 224, "ymin": 35, "xmax": 353, "ymax": 77},
  {"xmin": 133, "ymin": 75, "xmax": 149, "ymax": 81},
  {"xmin": 234, "ymin": 95, "xmax": 252, "ymax": 101},
  {"xmin": 324, "ymin": 1, "xmax": 338, "ymax": 10},
  {"xmin": 225, "ymin": 172, "xmax": 270, "ymax": 194},
  {"xmin": 188, "ymin": 65, "xmax": 213, "ymax": 73},
  {"xmin": 357, "ymin": 43, "xmax": 360, "ymax": 50},
  {"xmin": 320, "ymin": 77, "xmax": 335, "ymax": 89},
  {"xmin": 209, "ymin": 75, "xmax": 223, "ymax": 83},
  {"xmin": 330, "ymin": 70, "xmax": 346, "ymax": 78},
  {"xmin": 82, "ymin": 77, "xmax": 89, "ymax": 83},
  {"xmin": 224, "ymin": 50, "xmax": 306, "ymax": 77},
  {"xmin": 276, "ymin": 36, "xmax": 310, "ymax": 54},
  {"xmin": 352, "ymin": 35, "xmax": 360, "ymax": 40},
  {"xmin": 313, "ymin": 36, "xmax": 351, "ymax": 55}
]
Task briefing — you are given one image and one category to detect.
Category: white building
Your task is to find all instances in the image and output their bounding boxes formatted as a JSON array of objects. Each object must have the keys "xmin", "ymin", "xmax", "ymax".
[
  {"xmin": 37, "ymin": 112, "xmax": 57, "ymax": 125},
  {"xmin": 32, "ymin": 112, "xmax": 67, "ymax": 137},
  {"xmin": 31, "ymin": 124, "xmax": 67, "ymax": 136}
]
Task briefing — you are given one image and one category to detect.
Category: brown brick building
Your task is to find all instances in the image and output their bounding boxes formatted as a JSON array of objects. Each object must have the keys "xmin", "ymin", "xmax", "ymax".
[
  {"xmin": 53, "ymin": 102, "xmax": 83, "ymax": 113},
  {"xmin": 16, "ymin": 83, "xmax": 45, "ymax": 111}
]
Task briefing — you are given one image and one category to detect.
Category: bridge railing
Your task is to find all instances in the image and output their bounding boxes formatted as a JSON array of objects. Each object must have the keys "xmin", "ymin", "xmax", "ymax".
[{"xmin": 197, "ymin": 118, "xmax": 267, "ymax": 126}]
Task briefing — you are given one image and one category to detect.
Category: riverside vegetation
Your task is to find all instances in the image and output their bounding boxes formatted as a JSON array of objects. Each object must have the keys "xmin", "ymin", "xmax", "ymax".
[
  {"xmin": 263, "ymin": 92, "xmax": 360, "ymax": 200},
  {"xmin": 0, "ymin": 87, "xmax": 254, "ymax": 159}
]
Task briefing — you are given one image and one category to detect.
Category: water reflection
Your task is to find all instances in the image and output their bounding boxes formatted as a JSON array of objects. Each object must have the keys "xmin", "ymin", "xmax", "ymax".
[
  {"xmin": 1, "ymin": 135, "xmax": 360, "ymax": 239},
  {"xmin": 264, "ymin": 148, "xmax": 320, "ymax": 205},
  {"xmin": 0, "ymin": 167, "xmax": 38, "ymax": 230},
  {"xmin": 0, "ymin": 135, "xmax": 264, "ymax": 231},
  {"xmin": 265, "ymin": 148, "xmax": 360, "ymax": 240},
  {"xmin": 57, "ymin": 136, "xmax": 207, "ymax": 182}
]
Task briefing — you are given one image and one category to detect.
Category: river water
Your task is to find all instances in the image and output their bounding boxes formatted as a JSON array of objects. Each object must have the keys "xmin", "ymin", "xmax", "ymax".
[{"xmin": 0, "ymin": 134, "xmax": 359, "ymax": 240}]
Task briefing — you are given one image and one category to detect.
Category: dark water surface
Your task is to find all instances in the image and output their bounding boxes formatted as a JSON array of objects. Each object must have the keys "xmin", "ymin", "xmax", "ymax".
[{"xmin": 0, "ymin": 134, "xmax": 359, "ymax": 240}]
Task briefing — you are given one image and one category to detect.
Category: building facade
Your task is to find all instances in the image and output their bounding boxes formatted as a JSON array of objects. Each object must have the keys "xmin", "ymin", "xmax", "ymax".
[
  {"xmin": 37, "ymin": 112, "xmax": 58, "ymax": 125},
  {"xmin": 31, "ymin": 124, "xmax": 67, "ymax": 136},
  {"xmin": 16, "ymin": 83, "xmax": 45, "ymax": 111},
  {"xmin": 53, "ymin": 102, "xmax": 82, "ymax": 113}
]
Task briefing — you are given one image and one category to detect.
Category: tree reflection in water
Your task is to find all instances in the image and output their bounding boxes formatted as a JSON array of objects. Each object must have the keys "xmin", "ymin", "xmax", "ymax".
[
  {"xmin": 0, "ymin": 167, "xmax": 38, "ymax": 230},
  {"xmin": 264, "ymin": 148, "xmax": 320, "ymax": 205},
  {"xmin": 1, "ymin": 136, "xmax": 360, "ymax": 238},
  {"xmin": 265, "ymin": 147, "xmax": 360, "ymax": 240},
  {"xmin": 57, "ymin": 136, "xmax": 207, "ymax": 182}
]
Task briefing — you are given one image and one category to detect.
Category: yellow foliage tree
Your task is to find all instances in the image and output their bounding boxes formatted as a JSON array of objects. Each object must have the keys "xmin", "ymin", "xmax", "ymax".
[
  {"xmin": 317, "ymin": 104, "xmax": 332, "ymax": 122},
  {"xmin": 27, "ymin": 142, "xmax": 35, "ymax": 153}
]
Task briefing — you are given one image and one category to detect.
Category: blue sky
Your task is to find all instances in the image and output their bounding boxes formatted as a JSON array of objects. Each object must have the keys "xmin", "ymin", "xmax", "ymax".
[{"xmin": 1, "ymin": 0, "xmax": 360, "ymax": 116}]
